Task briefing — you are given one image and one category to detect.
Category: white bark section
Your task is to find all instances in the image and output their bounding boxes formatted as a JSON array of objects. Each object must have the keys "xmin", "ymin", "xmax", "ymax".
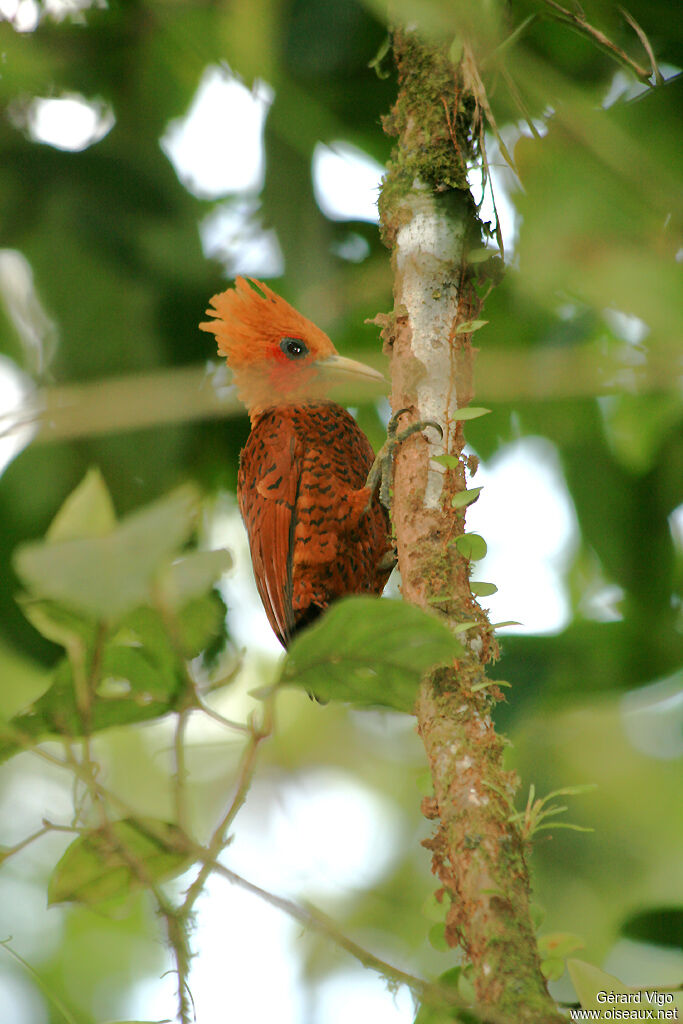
[{"xmin": 395, "ymin": 188, "xmax": 468, "ymax": 508}]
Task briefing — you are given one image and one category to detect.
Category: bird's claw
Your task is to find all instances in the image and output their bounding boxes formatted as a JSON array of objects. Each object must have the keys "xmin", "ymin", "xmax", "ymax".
[{"xmin": 365, "ymin": 409, "xmax": 443, "ymax": 511}]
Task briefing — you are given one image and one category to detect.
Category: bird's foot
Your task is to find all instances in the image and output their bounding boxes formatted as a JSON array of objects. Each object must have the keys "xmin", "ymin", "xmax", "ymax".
[{"xmin": 364, "ymin": 408, "xmax": 443, "ymax": 511}]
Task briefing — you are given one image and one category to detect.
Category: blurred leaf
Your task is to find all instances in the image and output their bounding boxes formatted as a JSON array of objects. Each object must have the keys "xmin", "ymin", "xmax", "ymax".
[
  {"xmin": 413, "ymin": 967, "xmax": 463, "ymax": 1024},
  {"xmin": 421, "ymin": 890, "xmax": 448, "ymax": 922},
  {"xmin": 432, "ymin": 454, "xmax": 461, "ymax": 468},
  {"xmin": 48, "ymin": 818, "xmax": 191, "ymax": 907},
  {"xmin": 568, "ymin": 959, "xmax": 630, "ymax": 1012},
  {"xmin": 621, "ymin": 907, "xmax": 683, "ymax": 950},
  {"xmin": 278, "ymin": 596, "xmax": 464, "ymax": 711},
  {"xmin": 467, "ymin": 248, "xmax": 499, "ymax": 264},
  {"xmin": 46, "ymin": 467, "xmax": 116, "ymax": 542},
  {"xmin": 0, "ymin": 603, "xmax": 194, "ymax": 762},
  {"xmin": 175, "ymin": 590, "xmax": 229, "ymax": 660},
  {"xmin": 14, "ymin": 484, "xmax": 200, "ymax": 619},
  {"xmin": 17, "ymin": 596, "xmax": 98, "ymax": 650},
  {"xmin": 160, "ymin": 548, "xmax": 232, "ymax": 610},
  {"xmin": 427, "ymin": 921, "xmax": 449, "ymax": 951},
  {"xmin": 538, "ymin": 931, "xmax": 584, "ymax": 959},
  {"xmin": 600, "ymin": 394, "xmax": 683, "ymax": 474},
  {"xmin": 540, "ymin": 956, "xmax": 565, "ymax": 981},
  {"xmin": 0, "ymin": 655, "xmax": 179, "ymax": 764},
  {"xmin": 568, "ymin": 959, "xmax": 682, "ymax": 1014}
]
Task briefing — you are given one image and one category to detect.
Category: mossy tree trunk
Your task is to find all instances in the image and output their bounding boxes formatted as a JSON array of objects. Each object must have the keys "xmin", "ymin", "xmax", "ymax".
[{"xmin": 378, "ymin": 29, "xmax": 565, "ymax": 1024}]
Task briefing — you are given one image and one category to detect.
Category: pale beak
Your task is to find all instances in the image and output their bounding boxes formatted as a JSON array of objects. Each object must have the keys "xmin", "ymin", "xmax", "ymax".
[{"xmin": 317, "ymin": 353, "xmax": 386, "ymax": 385}]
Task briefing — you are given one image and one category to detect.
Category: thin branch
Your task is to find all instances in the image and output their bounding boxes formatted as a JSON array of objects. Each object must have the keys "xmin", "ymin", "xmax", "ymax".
[
  {"xmin": 173, "ymin": 709, "xmax": 190, "ymax": 834},
  {"xmin": 618, "ymin": 7, "xmax": 663, "ymax": 85},
  {"xmin": 209, "ymin": 860, "xmax": 513, "ymax": 1024},
  {"xmin": 540, "ymin": 0, "xmax": 654, "ymax": 83},
  {"xmin": 193, "ymin": 694, "xmax": 250, "ymax": 734},
  {"xmin": 180, "ymin": 697, "xmax": 274, "ymax": 918},
  {"xmin": 0, "ymin": 824, "xmax": 52, "ymax": 862}
]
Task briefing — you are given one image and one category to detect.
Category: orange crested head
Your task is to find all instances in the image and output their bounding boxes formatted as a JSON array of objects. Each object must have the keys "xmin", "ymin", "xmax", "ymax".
[{"xmin": 200, "ymin": 277, "xmax": 384, "ymax": 417}]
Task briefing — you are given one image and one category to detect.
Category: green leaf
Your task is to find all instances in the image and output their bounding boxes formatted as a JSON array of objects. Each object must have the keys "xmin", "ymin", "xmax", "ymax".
[
  {"xmin": 432, "ymin": 454, "xmax": 460, "ymax": 469},
  {"xmin": 567, "ymin": 960, "xmax": 630, "ymax": 1014},
  {"xmin": 278, "ymin": 597, "xmax": 464, "ymax": 712},
  {"xmin": 175, "ymin": 591, "xmax": 229, "ymax": 659},
  {"xmin": 448, "ymin": 35, "xmax": 463, "ymax": 65},
  {"xmin": 455, "ymin": 319, "xmax": 488, "ymax": 334},
  {"xmin": 452, "ymin": 406, "xmax": 491, "ymax": 421},
  {"xmin": 470, "ymin": 582, "xmax": 498, "ymax": 597},
  {"xmin": 451, "ymin": 487, "xmax": 483, "ymax": 509},
  {"xmin": 47, "ymin": 467, "xmax": 116, "ymax": 542},
  {"xmin": 0, "ymin": 608, "xmax": 186, "ymax": 762},
  {"xmin": 48, "ymin": 818, "xmax": 191, "ymax": 907},
  {"xmin": 14, "ymin": 485, "xmax": 200, "ymax": 620},
  {"xmin": 539, "ymin": 931, "xmax": 585, "ymax": 959},
  {"xmin": 17, "ymin": 597, "xmax": 98, "ymax": 650},
  {"xmin": 621, "ymin": 907, "xmax": 683, "ymax": 950},
  {"xmin": 467, "ymin": 248, "xmax": 499, "ymax": 264},
  {"xmin": 428, "ymin": 922, "xmax": 449, "ymax": 951},
  {"xmin": 541, "ymin": 957, "xmax": 565, "ymax": 981},
  {"xmin": 452, "ymin": 621, "xmax": 478, "ymax": 633},
  {"xmin": 455, "ymin": 534, "xmax": 487, "ymax": 560},
  {"xmin": 567, "ymin": 959, "xmax": 683, "ymax": 1016}
]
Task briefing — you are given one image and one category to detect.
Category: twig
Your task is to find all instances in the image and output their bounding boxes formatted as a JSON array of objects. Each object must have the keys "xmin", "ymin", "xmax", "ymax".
[
  {"xmin": 180, "ymin": 697, "xmax": 274, "ymax": 918},
  {"xmin": 209, "ymin": 860, "xmax": 513, "ymax": 1024},
  {"xmin": 194, "ymin": 694, "xmax": 250, "ymax": 734},
  {"xmin": 173, "ymin": 709, "xmax": 190, "ymax": 834},
  {"xmin": 619, "ymin": 7, "xmax": 663, "ymax": 85},
  {"xmin": 540, "ymin": 0, "xmax": 654, "ymax": 83}
]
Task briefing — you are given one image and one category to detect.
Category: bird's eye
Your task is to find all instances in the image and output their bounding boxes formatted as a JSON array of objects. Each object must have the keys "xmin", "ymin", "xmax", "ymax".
[{"xmin": 280, "ymin": 337, "xmax": 308, "ymax": 360}]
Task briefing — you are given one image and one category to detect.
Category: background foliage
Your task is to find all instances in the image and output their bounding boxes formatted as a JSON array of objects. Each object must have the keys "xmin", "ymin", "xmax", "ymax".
[{"xmin": 0, "ymin": 0, "xmax": 681, "ymax": 1021}]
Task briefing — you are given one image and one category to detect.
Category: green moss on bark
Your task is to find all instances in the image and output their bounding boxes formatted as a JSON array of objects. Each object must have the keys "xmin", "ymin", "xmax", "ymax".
[{"xmin": 379, "ymin": 29, "xmax": 477, "ymax": 246}]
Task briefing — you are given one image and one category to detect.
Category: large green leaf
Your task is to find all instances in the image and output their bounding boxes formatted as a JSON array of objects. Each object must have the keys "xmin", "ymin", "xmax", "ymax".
[
  {"xmin": 13, "ymin": 484, "xmax": 200, "ymax": 619},
  {"xmin": 0, "ymin": 603, "xmax": 198, "ymax": 762},
  {"xmin": 48, "ymin": 818, "xmax": 191, "ymax": 907},
  {"xmin": 278, "ymin": 596, "xmax": 464, "ymax": 711}
]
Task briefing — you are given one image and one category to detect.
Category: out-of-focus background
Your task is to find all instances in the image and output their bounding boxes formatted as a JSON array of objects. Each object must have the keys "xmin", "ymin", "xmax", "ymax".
[{"xmin": 0, "ymin": 1, "xmax": 681, "ymax": 1021}]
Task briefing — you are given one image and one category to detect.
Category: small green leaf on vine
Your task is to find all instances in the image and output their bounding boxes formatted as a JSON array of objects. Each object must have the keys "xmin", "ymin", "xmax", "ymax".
[
  {"xmin": 539, "ymin": 932, "xmax": 585, "ymax": 973},
  {"xmin": 455, "ymin": 534, "xmax": 487, "ymax": 560},
  {"xmin": 455, "ymin": 319, "xmax": 488, "ymax": 334},
  {"xmin": 452, "ymin": 406, "xmax": 491, "ymax": 421},
  {"xmin": 432, "ymin": 453, "xmax": 460, "ymax": 468},
  {"xmin": 428, "ymin": 922, "xmax": 449, "ymax": 951},
  {"xmin": 467, "ymin": 247, "xmax": 500, "ymax": 264},
  {"xmin": 470, "ymin": 581, "xmax": 497, "ymax": 596},
  {"xmin": 451, "ymin": 486, "xmax": 483, "ymax": 509}
]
